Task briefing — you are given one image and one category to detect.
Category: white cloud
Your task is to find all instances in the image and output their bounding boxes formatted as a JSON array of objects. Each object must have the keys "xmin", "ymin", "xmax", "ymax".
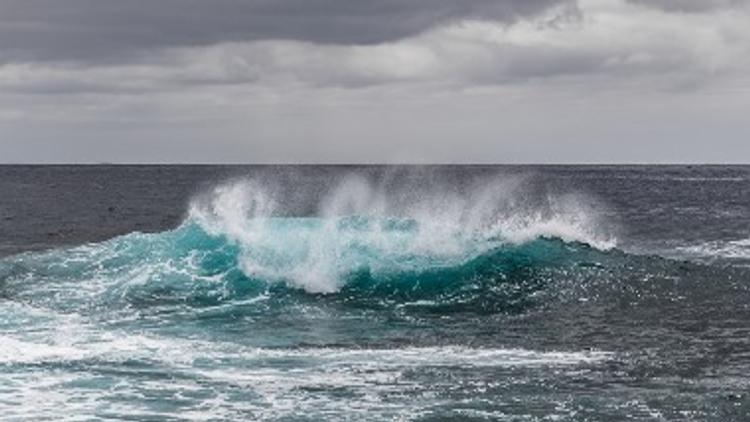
[{"xmin": 627, "ymin": 0, "xmax": 748, "ymax": 12}]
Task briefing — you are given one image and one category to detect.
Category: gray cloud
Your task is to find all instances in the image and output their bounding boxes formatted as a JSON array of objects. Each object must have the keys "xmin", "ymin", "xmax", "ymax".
[
  {"xmin": 627, "ymin": 0, "xmax": 748, "ymax": 12},
  {"xmin": 0, "ymin": 0, "xmax": 569, "ymax": 63},
  {"xmin": 2, "ymin": 0, "xmax": 750, "ymax": 164},
  {"xmin": 3, "ymin": 0, "xmax": 749, "ymax": 97}
]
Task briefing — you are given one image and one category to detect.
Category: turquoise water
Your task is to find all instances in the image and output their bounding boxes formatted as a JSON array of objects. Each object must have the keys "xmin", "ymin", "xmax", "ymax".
[{"xmin": 0, "ymin": 219, "xmax": 616, "ymax": 420}]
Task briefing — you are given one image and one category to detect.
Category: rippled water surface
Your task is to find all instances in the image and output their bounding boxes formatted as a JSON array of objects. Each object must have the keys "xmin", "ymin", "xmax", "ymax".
[{"xmin": 1, "ymin": 165, "xmax": 749, "ymax": 421}]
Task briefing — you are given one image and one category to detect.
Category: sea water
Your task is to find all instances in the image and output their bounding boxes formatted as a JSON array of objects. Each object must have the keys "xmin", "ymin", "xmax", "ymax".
[{"xmin": 1, "ymin": 165, "xmax": 749, "ymax": 421}]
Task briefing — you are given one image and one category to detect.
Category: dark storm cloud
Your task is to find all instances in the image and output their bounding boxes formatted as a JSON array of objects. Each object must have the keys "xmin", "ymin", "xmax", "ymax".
[{"xmin": 0, "ymin": 0, "xmax": 569, "ymax": 63}]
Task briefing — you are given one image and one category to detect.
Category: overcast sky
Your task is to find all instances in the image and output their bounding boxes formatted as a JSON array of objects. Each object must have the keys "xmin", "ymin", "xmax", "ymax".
[{"xmin": 1, "ymin": 0, "xmax": 749, "ymax": 163}]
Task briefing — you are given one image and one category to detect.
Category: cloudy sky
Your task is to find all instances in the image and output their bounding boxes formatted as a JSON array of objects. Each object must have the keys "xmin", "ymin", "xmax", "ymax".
[{"xmin": 1, "ymin": 0, "xmax": 749, "ymax": 163}]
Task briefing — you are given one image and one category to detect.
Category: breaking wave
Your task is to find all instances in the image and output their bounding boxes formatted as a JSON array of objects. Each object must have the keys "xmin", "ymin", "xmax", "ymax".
[
  {"xmin": 187, "ymin": 175, "xmax": 615, "ymax": 292},
  {"xmin": 0, "ymin": 173, "xmax": 618, "ymax": 315}
]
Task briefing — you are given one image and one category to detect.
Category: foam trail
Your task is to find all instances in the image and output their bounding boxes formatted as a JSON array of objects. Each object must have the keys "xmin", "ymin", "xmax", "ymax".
[{"xmin": 675, "ymin": 238, "xmax": 750, "ymax": 261}]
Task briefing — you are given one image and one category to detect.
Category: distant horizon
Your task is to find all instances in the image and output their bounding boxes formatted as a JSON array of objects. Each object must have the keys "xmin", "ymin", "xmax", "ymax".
[{"xmin": 1, "ymin": 162, "xmax": 749, "ymax": 166}]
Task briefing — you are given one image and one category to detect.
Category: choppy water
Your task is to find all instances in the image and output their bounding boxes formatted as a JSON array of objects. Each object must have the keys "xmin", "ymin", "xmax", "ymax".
[{"xmin": 1, "ymin": 166, "xmax": 749, "ymax": 421}]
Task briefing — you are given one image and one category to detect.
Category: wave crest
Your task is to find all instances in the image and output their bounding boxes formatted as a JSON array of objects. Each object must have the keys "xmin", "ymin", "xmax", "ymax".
[{"xmin": 188, "ymin": 175, "xmax": 615, "ymax": 293}]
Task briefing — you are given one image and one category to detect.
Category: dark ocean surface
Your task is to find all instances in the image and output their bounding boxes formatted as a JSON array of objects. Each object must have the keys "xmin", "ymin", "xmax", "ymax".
[{"xmin": 1, "ymin": 165, "xmax": 749, "ymax": 421}]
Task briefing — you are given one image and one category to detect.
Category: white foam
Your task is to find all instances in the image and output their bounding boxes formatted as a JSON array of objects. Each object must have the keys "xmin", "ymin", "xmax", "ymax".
[
  {"xmin": 676, "ymin": 238, "xmax": 750, "ymax": 261},
  {"xmin": 0, "ymin": 330, "xmax": 611, "ymax": 368},
  {"xmin": 0, "ymin": 336, "xmax": 84, "ymax": 363},
  {"xmin": 0, "ymin": 311, "xmax": 613, "ymax": 421},
  {"xmin": 189, "ymin": 175, "xmax": 616, "ymax": 293},
  {"xmin": 0, "ymin": 338, "xmax": 612, "ymax": 421}
]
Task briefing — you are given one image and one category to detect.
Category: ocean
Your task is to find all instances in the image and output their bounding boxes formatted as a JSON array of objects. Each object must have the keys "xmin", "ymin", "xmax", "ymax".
[{"xmin": 1, "ymin": 165, "xmax": 749, "ymax": 421}]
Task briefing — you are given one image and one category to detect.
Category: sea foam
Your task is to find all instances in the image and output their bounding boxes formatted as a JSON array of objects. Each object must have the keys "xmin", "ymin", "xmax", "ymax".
[{"xmin": 188, "ymin": 172, "xmax": 615, "ymax": 293}]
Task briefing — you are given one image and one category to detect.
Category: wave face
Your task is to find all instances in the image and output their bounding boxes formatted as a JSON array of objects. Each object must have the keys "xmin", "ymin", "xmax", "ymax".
[{"xmin": 1, "ymin": 220, "xmax": 614, "ymax": 319}]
